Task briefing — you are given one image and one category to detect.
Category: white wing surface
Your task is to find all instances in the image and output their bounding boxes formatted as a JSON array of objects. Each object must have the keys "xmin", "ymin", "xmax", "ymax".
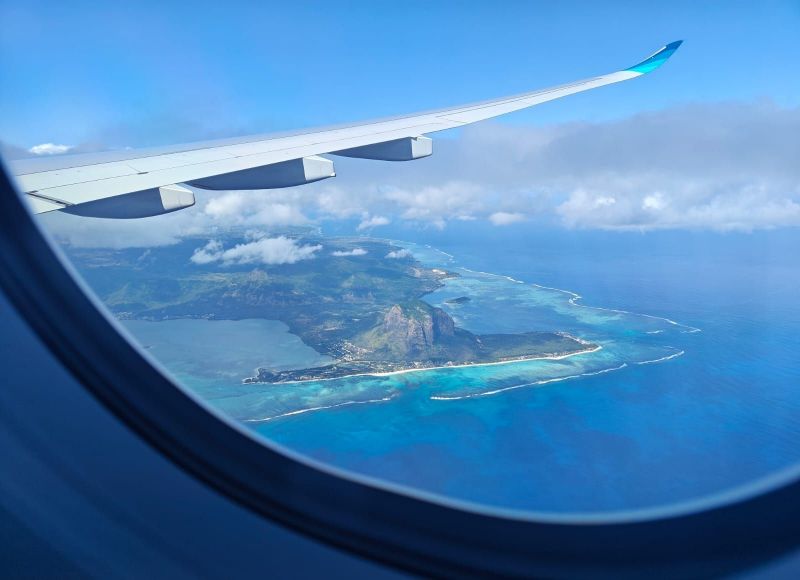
[{"xmin": 10, "ymin": 41, "xmax": 682, "ymax": 219}]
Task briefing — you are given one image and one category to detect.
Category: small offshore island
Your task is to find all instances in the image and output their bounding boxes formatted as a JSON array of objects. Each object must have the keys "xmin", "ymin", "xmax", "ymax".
[
  {"xmin": 65, "ymin": 234, "xmax": 597, "ymax": 384},
  {"xmin": 445, "ymin": 296, "xmax": 471, "ymax": 304}
]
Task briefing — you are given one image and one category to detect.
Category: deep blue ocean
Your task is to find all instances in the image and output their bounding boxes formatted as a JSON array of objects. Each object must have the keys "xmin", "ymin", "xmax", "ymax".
[{"xmin": 126, "ymin": 225, "xmax": 800, "ymax": 514}]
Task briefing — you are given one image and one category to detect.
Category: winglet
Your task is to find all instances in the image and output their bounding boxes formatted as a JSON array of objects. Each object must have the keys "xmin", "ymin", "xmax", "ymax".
[{"xmin": 626, "ymin": 40, "xmax": 683, "ymax": 74}]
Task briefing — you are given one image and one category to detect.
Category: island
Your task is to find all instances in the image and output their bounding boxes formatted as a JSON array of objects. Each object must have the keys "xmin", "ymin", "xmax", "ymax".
[
  {"xmin": 65, "ymin": 234, "xmax": 597, "ymax": 384},
  {"xmin": 444, "ymin": 296, "xmax": 471, "ymax": 304}
]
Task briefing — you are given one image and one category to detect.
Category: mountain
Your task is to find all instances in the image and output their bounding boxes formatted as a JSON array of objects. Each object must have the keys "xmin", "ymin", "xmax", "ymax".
[{"xmin": 355, "ymin": 300, "xmax": 475, "ymax": 362}]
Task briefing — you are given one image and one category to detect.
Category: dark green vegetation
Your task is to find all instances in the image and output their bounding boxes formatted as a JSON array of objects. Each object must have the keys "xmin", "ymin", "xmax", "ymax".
[{"xmin": 65, "ymin": 234, "xmax": 594, "ymax": 382}]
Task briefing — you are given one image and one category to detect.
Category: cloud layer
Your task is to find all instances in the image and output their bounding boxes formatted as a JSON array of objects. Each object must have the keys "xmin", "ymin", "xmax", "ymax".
[
  {"xmin": 31, "ymin": 100, "xmax": 800, "ymax": 249},
  {"xmin": 325, "ymin": 101, "xmax": 800, "ymax": 232},
  {"xmin": 334, "ymin": 100, "xmax": 800, "ymax": 232}
]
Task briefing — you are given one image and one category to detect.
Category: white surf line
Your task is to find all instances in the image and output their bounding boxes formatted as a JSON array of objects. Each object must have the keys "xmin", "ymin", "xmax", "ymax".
[
  {"xmin": 423, "ymin": 244, "xmax": 455, "ymax": 260},
  {"xmin": 264, "ymin": 345, "xmax": 603, "ymax": 385},
  {"xmin": 431, "ymin": 344, "xmax": 685, "ymax": 402},
  {"xmin": 376, "ymin": 239, "xmax": 458, "ymax": 267},
  {"xmin": 244, "ymin": 395, "xmax": 396, "ymax": 423},
  {"xmin": 458, "ymin": 266, "xmax": 525, "ymax": 284},
  {"xmin": 431, "ymin": 363, "xmax": 629, "ymax": 401},
  {"xmin": 392, "ymin": 245, "xmax": 699, "ymax": 334},
  {"xmin": 634, "ymin": 349, "xmax": 685, "ymax": 365},
  {"xmin": 422, "ymin": 244, "xmax": 450, "ymax": 260},
  {"xmin": 533, "ymin": 282, "xmax": 702, "ymax": 334},
  {"xmin": 367, "ymin": 345, "xmax": 602, "ymax": 377},
  {"xmin": 468, "ymin": 274, "xmax": 703, "ymax": 335}
]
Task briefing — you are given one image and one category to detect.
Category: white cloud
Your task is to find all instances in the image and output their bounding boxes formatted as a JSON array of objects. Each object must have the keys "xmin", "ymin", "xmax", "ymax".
[
  {"xmin": 315, "ymin": 184, "xmax": 369, "ymax": 218},
  {"xmin": 40, "ymin": 210, "xmax": 192, "ymax": 248},
  {"xmin": 356, "ymin": 214, "xmax": 390, "ymax": 231},
  {"xmin": 385, "ymin": 249, "xmax": 412, "ymax": 259},
  {"xmin": 331, "ymin": 248, "xmax": 367, "ymax": 257},
  {"xmin": 189, "ymin": 239, "xmax": 224, "ymax": 264},
  {"xmin": 190, "ymin": 236, "xmax": 321, "ymax": 266},
  {"xmin": 595, "ymin": 196, "xmax": 617, "ymax": 208},
  {"xmin": 489, "ymin": 211, "xmax": 525, "ymax": 226},
  {"xmin": 642, "ymin": 193, "xmax": 667, "ymax": 211},
  {"xmin": 28, "ymin": 143, "xmax": 73, "ymax": 155},
  {"xmin": 202, "ymin": 191, "xmax": 309, "ymax": 226},
  {"xmin": 203, "ymin": 194, "xmax": 248, "ymax": 218},
  {"xmin": 386, "ymin": 181, "xmax": 485, "ymax": 227}
]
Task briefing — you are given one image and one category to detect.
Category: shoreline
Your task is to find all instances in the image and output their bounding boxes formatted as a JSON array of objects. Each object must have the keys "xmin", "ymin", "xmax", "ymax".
[
  {"xmin": 365, "ymin": 238, "xmax": 701, "ymax": 334},
  {"xmin": 245, "ymin": 344, "xmax": 602, "ymax": 386},
  {"xmin": 455, "ymin": 265, "xmax": 702, "ymax": 335}
]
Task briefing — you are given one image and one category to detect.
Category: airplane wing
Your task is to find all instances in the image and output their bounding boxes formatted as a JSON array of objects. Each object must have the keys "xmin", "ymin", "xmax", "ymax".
[{"xmin": 10, "ymin": 41, "xmax": 682, "ymax": 219}]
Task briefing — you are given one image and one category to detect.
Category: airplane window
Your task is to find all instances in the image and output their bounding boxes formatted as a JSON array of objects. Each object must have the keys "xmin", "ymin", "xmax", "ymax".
[{"xmin": 3, "ymin": 1, "xmax": 800, "ymax": 545}]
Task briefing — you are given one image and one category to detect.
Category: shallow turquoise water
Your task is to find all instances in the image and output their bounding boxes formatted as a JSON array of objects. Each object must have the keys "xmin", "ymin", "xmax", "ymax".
[
  {"xmin": 122, "ymin": 318, "xmax": 332, "ymax": 398},
  {"xmin": 123, "ymin": 228, "xmax": 800, "ymax": 514}
]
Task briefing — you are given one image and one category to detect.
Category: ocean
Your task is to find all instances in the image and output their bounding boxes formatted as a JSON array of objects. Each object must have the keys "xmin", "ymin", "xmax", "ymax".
[{"xmin": 122, "ymin": 225, "xmax": 800, "ymax": 514}]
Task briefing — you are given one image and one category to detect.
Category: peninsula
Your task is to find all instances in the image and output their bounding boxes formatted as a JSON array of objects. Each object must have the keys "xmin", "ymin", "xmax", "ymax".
[{"xmin": 65, "ymin": 235, "xmax": 596, "ymax": 384}]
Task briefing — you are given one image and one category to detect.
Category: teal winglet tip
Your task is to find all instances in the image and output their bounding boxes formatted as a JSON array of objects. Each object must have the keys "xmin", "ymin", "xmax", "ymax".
[{"xmin": 626, "ymin": 40, "xmax": 683, "ymax": 74}]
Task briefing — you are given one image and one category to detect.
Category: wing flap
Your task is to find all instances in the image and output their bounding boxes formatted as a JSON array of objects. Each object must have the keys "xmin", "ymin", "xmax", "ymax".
[
  {"xmin": 332, "ymin": 136, "xmax": 433, "ymax": 161},
  {"xmin": 24, "ymin": 193, "xmax": 68, "ymax": 214}
]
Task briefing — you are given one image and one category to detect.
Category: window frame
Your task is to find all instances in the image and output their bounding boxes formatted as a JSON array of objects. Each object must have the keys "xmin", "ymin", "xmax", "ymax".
[{"xmin": 1, "ymin": 160, "xmax": 799, "ymax": 577}]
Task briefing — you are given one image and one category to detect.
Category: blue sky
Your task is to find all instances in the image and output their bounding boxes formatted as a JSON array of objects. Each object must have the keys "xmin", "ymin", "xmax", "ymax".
[
  {"xmin": 1, "ymin": 0, "xmax": 798, "ymax": 147},
  {"xmin": 1, "ymin": 1, "xmax": 799, "ymax": 241}
]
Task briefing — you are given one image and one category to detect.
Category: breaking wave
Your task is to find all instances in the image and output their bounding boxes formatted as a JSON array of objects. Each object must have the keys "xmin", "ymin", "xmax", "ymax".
[{"xmin": 430, "ymin": 363, "xmax": 629, "ymax": 401}]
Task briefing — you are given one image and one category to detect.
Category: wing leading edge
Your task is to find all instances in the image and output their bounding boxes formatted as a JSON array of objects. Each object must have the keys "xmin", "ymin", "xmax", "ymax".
[{"xmin": 12, "ymin": 41, "xmax": 682, "ymax": 218}]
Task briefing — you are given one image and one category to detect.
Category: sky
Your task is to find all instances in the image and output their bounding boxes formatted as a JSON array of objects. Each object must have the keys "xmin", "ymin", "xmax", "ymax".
[{"xmin": 1, "ymin": 0, "xmax": 799, "ymax": 246}]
